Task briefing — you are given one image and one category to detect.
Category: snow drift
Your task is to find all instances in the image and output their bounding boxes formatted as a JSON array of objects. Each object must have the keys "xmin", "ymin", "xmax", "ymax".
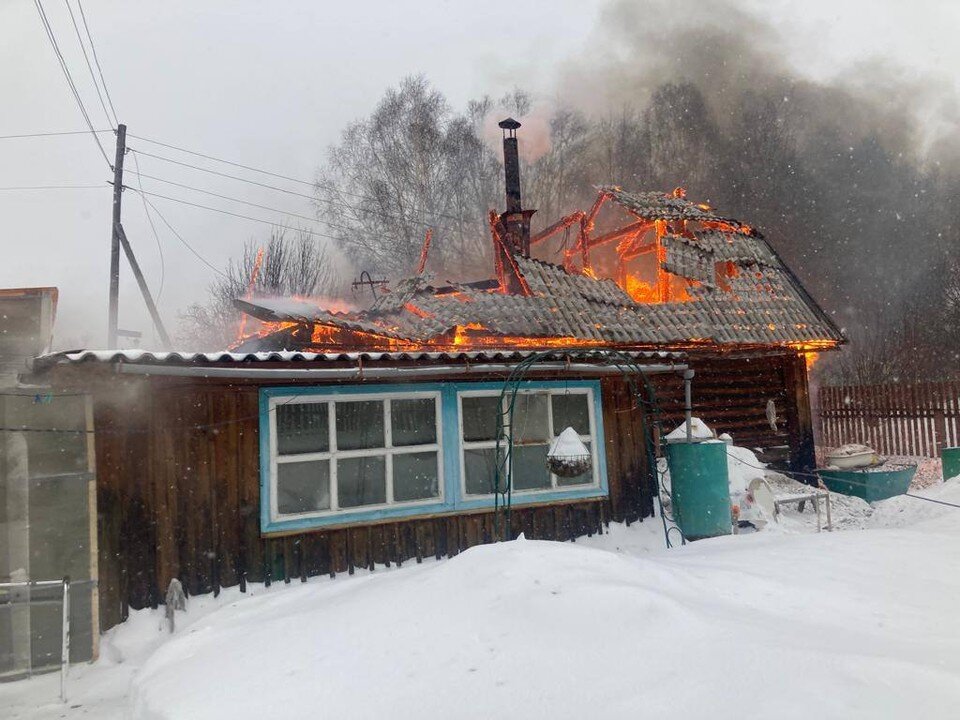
[{"xmin": 130, "ymin": 524, "xmax": 960, "ymax": 720}]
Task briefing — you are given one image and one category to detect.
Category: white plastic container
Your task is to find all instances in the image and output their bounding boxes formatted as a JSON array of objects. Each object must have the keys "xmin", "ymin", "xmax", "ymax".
[{"xmin": 825, "ymin": 449, "xmax": 880, "ymax": 469}]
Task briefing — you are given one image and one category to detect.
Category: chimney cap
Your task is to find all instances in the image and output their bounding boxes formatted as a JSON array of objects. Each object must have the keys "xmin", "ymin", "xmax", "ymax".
[{"xmin": 498, "ymin": 117, "xmax": 522, "ymax": 130}]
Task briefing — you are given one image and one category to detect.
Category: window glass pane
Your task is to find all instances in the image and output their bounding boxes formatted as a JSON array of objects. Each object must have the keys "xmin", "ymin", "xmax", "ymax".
[
  {"xmin": 551, "ymin": 393, "xmax": 590, "ymax": 436},
  {"xmin": 464, "ymin": 447, "xmax": 498, "ymax": 495},
  {"xmin": 337, "ymin": 456, "xmax": 386, "ymax": 507},
  {"xmin": 277, "ymin": 403, "xmax": 329, "ymax": 455},
  {"xmin": 512, "ymin": 444, "xmax": 551, "ymax": 490},
  {"xmin": 336, "ymin": 400, "xmax": 384, "ymax": 450},
  {"xmin": 392, "ymin": 398, "xmax": 437, "ymax": 446},
  {"xmin": 277, "ymin": 460, "xmax": 330, "ymax": 514},
  {"xmin": 461, "ymin": 396, "xmax": 500, "ymax": 442},
  {"xmin": 393, "ymin": 451, "xmax": 439, "ymax": 502},
  {"xmin": 513, "ymin": 393, "xmax": 549, "ymax": 443},
  {"xmin": 556, "ymin": 442, "xmax": 594, "ymax": 486}
]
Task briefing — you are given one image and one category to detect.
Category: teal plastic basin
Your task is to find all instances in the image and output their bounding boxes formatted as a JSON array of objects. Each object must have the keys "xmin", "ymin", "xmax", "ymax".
[
  {"xmin": 817, "ymin": 465, "xmax": 916, "ymax": 502},
  {"xmin": 666, "ymin": 441, "xmax": 731, "ymax": 541}
]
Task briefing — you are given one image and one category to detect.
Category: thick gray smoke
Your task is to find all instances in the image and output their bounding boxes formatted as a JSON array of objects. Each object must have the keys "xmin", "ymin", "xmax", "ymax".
[
  {"xmin": 538, "ymin": 0, "xmax": 960, "ymax": 381},
  {"xmin": 315, "ymin": 0, "xmax": 959, "ymax": 381}
]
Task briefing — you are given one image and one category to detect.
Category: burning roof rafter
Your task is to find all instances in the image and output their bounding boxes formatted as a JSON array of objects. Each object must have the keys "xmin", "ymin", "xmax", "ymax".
[
  {"xmin": 232, "ymin": 183, "xmax": 843, "ymax": 355},
  {"xmin": 231, "ymin": 119, "xmax": 841, "ymax": 355}
]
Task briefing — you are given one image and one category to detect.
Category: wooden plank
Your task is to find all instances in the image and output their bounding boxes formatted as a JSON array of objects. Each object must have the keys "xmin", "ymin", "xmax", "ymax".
[
  {"xmin": 151, "ymin": 387, "xmax": 178, "ymax": 600},
  {"xmin": 600, "ymin": 377, "xmax": 624, "ymax": 521},
  {"xmin": 283, "ymin": 536, "xmax": 294, "ymax": 583},
  {"xmin": 236, "ymin": 389, "xmax": 262, "ymax": 583},
  {"xmin": 211, "ymin": 387, "xmax": 240, "ymax": 588},
  {"xmin": 446, "ymin": 516, "xmax": 459, "ymax": 557}
]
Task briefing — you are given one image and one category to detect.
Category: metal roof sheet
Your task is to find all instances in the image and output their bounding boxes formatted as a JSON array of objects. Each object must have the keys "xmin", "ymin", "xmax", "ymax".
[{"xmin": 34, "ymin": 348, "xmax": 685, "ymax": 369}]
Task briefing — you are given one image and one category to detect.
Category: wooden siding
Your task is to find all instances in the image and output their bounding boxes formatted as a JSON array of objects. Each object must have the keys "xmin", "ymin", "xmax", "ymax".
[{"xmin": 93, "ymin": 352, "xmax": 810, "ymax": 630}]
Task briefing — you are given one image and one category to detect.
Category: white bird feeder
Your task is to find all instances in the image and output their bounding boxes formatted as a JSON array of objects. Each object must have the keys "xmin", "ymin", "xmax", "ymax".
[{"xmin": 546, "ymin": 427, "xmax": 592, "ymax": 477}]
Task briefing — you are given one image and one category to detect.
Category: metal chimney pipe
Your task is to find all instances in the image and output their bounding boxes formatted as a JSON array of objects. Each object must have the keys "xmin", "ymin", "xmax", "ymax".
[
  {"xmin": 499, "ymin": 117, "xmax": 523, "ymax": 214},
  {"xmin": 498, "ymin": 117, "xmax": 534, "ymax": 257}
]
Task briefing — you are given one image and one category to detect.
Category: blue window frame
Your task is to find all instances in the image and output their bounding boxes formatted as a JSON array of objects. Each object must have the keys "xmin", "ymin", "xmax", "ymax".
[{"xmin": 259, "ymin": 380, "xmax": 608, "ymax": 534}]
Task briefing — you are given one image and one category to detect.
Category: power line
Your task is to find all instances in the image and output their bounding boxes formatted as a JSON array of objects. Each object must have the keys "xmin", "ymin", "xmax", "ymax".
[
  {"xmin": 0, "ymin": 184, "xmax": 106, "ymax": 191},
  {"xmin": 62, "ymin": 0, "xmax": 113, "ymax": 128},
  {"xmin": 139, "ymin": 195, "xmax": 231, "ymax": 280},
  {"xmin": 75, "ymin": 0, "xmax": 118, "ymax": 126},
  {"xmin": 127, "ymin": 186, "xmax": 344, "ymax": 244},
  {"xmin": 724, "ymin": 448, "xmax": 960, "ymax": 510},
  {"xmin": 126, "ymin": 160, "xmax": 326, "ymax": 206},
  {"xmin": 125, "ymin": 164, "xmax": 463, "ymax": 236},
  {"xmin": 128, "ymin": 135, "xmax": 319, "ymax": 187},
  {"xmin": 132, "ymin": 153, "xmax": 165, "ymax": 301},
  {"xmin": 126, "ymin": 147, "xmax": 444, "ymax": 230},
  {"xmin": 127, "ymin": 142, "xmax": 474, "ymax": 227},
  {"xmin": 0, "ymin": 129, "xmax": 112, "ymax": 140},
  {"xmin": 122, "ymin": 170, "xmax": 360, "ymax": 235},
  {"xmin": 33, "ymin": 0, "xmax": 112, "ymax": 168}
]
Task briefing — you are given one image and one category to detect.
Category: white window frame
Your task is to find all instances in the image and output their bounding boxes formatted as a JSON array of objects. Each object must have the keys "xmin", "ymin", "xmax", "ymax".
[
  {"xmin": 267, "ymin": 390, "xmax": 444, "ymax": 522},
  {"xmin": 457, "ymin": 387, "xmax": 600, "ymax": 498}
]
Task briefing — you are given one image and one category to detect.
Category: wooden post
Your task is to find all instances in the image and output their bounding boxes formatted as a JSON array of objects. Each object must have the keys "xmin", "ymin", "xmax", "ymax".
[
  {"xmin": 114, "ymin": 223, "xmax": 172, "ymax": 347},
  {"xmin": 784, "ymin": 353, "xmax": 816, "ymax": 480},
  {"xmin": 107, "ymin": 124, "xmax": 125, "ymax": 347}
]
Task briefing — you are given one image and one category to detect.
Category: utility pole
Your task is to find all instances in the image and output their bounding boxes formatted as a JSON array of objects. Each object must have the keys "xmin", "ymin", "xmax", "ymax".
[{"xmin": 107, "ymin": 123, "xmax": 126, "ymax": 347}]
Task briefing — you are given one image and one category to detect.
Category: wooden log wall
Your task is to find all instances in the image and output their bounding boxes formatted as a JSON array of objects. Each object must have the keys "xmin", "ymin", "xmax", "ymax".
[
  {"xmin": 92, "ymin": 351, "xmax": 811, "ymax": 631},
  {"xmin": 651, "ymin": 352, "xmax": 813, "ymax": 473}
]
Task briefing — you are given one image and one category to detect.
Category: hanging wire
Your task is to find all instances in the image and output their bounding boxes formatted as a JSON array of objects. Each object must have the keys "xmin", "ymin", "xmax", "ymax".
[
  {"xmin": 125, "ymin": 148, "xmax": 462, "ymax": 234},
  {"xmin": 138, "ymin": 194, "xmax": 231, "ymax": 280},
  {"xmin": 130, "ymin": 154, "xmax": 166, "ymax": 301},
  {"xmin": 33, "ymin": 0, "xmax": 112, "ymax": 168},
  {"xmin": 0, "ymin": 129, "xmax": 112, "ymax": 140},
  {"xmin": 75, "ymin": 0, "xmax": 118, "ymax": 125},
  {"xmin": 126, "ymin": 136, "xmax": 479, "ymax": 225},
  {"xmin": 62, "ymin": 0, "xmax": 113, "ymax": 128},
  {"xmin": 724, "ymin": 450, "xmax": 960, "ymax": 510},
  {"xmin": 123, "ymin": 187, "xmax": 344, "ymax": 244}
]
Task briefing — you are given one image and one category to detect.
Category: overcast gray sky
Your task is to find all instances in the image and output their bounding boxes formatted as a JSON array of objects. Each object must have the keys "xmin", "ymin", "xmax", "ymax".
[{"xmin": 2, "ymin": 0, "xmax": 958, "ymax": 349}]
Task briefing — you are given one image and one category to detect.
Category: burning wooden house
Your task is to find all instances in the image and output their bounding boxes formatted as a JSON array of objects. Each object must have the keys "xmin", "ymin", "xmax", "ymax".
[{"xmin": 26, "ymin": 119, "xmax": 842, "ymax": 631}]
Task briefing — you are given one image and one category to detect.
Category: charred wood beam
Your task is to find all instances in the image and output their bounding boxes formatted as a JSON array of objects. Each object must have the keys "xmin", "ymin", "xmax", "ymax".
[
  {"xmin": 530, "ymin": 210, "xmax": 585, "ymax": 246},
  {"xmin": 416, "ymin": 228, "xmax": 432, "ymax": 275},
  {"xmin": 586, "ymin": 220, "xmax": 651, "ymax": 249},
  {"xmin": 584, "ymin": 190, "xmax": 610, "ymax": 232},
  {"xmin": 488, "ymin": 210, "xmax": 530, "ymax": 296},
  {"xmin": 620, "ymin": 238, "xmax": 658, "ymax": 262}
]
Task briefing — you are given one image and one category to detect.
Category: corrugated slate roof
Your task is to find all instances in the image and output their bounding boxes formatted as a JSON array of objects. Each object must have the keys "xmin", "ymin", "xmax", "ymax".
[
  {"xmin": 229, "ymin": 190, "xmax": 842, "ymax": 351},
  {"xmin": 602, "ymin": 187, "xmax": 742, "ymax": 225}
]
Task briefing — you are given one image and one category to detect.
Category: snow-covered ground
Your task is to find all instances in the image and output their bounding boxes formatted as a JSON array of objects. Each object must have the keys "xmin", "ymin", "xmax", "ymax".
[{"xmin": 5, "ymin": 474, "xmax": 960, "ymax": 719}]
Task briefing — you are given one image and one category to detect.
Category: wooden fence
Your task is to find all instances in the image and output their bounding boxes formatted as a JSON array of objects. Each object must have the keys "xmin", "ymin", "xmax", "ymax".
[{"xmin": 819, "ymin": 381, "xmax": 960, "ymax": 457}]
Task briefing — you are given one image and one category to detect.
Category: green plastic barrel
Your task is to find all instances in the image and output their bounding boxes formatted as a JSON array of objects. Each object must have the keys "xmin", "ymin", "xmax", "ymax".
[
  {"xmin": 666, "ymin": 441, "xmax": 732, "ymax": 541},
  {"xmin": 942, "ymin": 447, "xmax": 960, "ymax": 482}
]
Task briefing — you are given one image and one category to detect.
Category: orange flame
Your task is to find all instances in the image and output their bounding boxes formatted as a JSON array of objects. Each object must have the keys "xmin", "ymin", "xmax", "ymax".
[{"xmin": 236, "ymin": 246, "xmax": 266, "ymax": 342}]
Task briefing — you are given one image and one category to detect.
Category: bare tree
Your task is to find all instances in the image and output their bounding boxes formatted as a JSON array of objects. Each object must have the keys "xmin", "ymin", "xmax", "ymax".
[
  {"xmin": 316, "ymin": 76, "xmax": 501, "ymax": 279},
  {"xmin": 177, "ymin": 228, "xmax": 342, "ymax": 349},
  {"xmin": 525, "ymin": 107, "xmax": 592, "ymax": 226}
]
